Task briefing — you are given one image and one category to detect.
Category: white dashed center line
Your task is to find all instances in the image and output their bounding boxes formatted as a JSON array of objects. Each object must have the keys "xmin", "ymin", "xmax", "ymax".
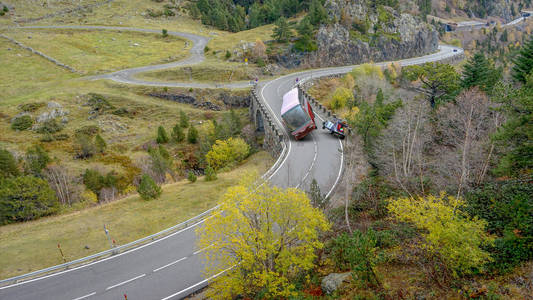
[
  {"xmin": 105, "ymin": 274, "xmax": 146, "ymax": 291},
  {"xmin": 153, "ymin": 257, "xmax": 188, "ymax": 273},
  {"xmin": 72, "ymin": 292, "xmax": 96, "ymax": 300}
]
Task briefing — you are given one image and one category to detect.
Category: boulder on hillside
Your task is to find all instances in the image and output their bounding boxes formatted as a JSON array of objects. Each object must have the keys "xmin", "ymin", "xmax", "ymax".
[{"xmin": 321, "ymin": 272, "xmax": 351, "ymax": 295}]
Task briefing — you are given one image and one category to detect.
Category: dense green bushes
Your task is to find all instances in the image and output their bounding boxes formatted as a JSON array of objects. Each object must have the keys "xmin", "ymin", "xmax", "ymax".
[
  {"xmin": 187, "ymin": 124, "xmax": 198, "ymax": 144},
  {"xmin": 19, "ymin": 102, "xmax": 45, "ymax": 112},
  {"xmin": 187, "ymin": 171, "xmax": 197, "ymax": 183},
  {"xmin": 0, "ymin": 176, "xmax": 59, "ymax": 224},
  {"xmin": 36, "ymin": 119, "xmax": 63, "ymax": 134},
  {"xmin": 465, "ymin": 178, "xmax": 533, "ymax": 272},
  {"xmin": 156, "ymin": 125, "xmax": 169, "ymax": 144},
  {"xmin": 172, "ymin": 124, "xmax": 185, "ymax": 142},
  {"xmin": 24, "ymin": 145, "xmax": 50, "ymax": 176},
  {"xmin": 512, "ymin": 36, "xmax": 533, "ymax": 83},
  {"xmin": 82, "ymin": 169, "xmax": 126, "ymax": 200},
  {"xmin": 137, "ymin": 174, "xmax": 162, "ymax": 200},
  {"xmin": 328, "ymin": 229, "xmax": 382, "ymax": 287},
  {"xmin": 11, "ymin": 115, "xmax": 33, "ymax": 131},
  {"xmin": 0, "ymin": 149, "xmax": 20, "ymax": 179},
  {"xmin": 349, "ymin": 88, "xmax": 401, "ymax": 151},
  {"xmin": 204, "ymin": 165, "xmax": 217, "ymax": 181},
  {"xmin": 74, "ymin": 133, "xmax": 107, "ymax": 159},
  {"xmin": 191, "ymin": 0, "xmax": 308, "ymax": 32}
]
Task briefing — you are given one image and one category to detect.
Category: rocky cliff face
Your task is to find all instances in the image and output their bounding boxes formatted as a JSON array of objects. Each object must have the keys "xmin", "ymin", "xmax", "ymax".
[{"xmin": 276, "ymin": 0, "xmax": 439, "ymax": 68}]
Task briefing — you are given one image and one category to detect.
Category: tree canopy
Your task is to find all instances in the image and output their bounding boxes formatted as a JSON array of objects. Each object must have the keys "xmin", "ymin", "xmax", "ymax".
[
  {"xmin": 461, "ymin": 52, "xmax": 500, "ymax": 93},
  {"xmin": 388, "ymin": 193, "xmax": 494, "ymax": 278},
  {"xmin": 24, "ymin": 145, "xmax": 50, "ymax": 177},
  {"xmin": 404, "ymin": 63, "xmax": 460, "ymax": 107},
  {"xmin": 137, "ymin": 174, "xmax": 162, "ymax": 200},
  {"xmin": 0, "ymin": 149, "xmax": 20, "ymax": 179},
  {"xmin": 0, "ymin": 176, "xmax": 59, "ymax": 224},
  {"xmin": 491, "ymin": 74, "xmax": 533, "ymax": 177},
  {"xmin": 512, "ymin": 36, "xmax": 533, "ymax": 83},
  {"xmin": 193, "ymin": 0, "xmax": 309, "ymax": 32},
  {"xmin": 197, "ymin": 178, "xmax": 330, "ymax": 299},
  {"xmin": 272, "ymin": 16, "xmax": 292, "ymax": 42}
]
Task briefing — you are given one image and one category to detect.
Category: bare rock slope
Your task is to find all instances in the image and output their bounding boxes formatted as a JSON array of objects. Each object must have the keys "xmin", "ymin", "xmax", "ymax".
[{"xmin": 281, "ymin": 0, "xmax": 439, "ymax": 68}]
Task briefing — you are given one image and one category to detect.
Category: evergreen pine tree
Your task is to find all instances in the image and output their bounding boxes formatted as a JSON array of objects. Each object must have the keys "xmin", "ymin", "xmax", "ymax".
[
  {"xmin": 295, "ymin": 17, "xmax": 316, "ymax": 52},
  {"xmin": 204, "ymin": 165, "xmax": 217, "ymax": 181},
  {"xmin": 137, "ymin": 174, "xmax": 162, "ymax": 200},
  {"xmin": 187, "ymin": 171, "xmax": 197, "ymax": 183},
  {"xmin": 179, "ymin": 110, "xmax": 189, "ymax": 128},
  {"xmin": 172, "ymin": 124, "xmax": 185, "ymax": 142},
  {"xmin": 512, "ymin": 36, "xmax": 533, "ymax": 83},
  {"xmin": 94, "ymin": 134, "xmax": 107, "ymax": 154},
  {"xmin": 272, "ymin": 16, "xmax": 292, "ymax": 42},
  {"xmin": 156, "ymin": 126, "xmax": 169, "ymax": 144},
  {"xmin": 500, "ymin": 29, "xmax": 508, "ymax": 42},
  {"xmin": 308, "ymin": 178, "xmax": 327, "ymax": 209},
  {"xmin": 158, "ymin": 145, "xmax": 170, "ymax": 160},
  {"xmin": 229, "ymin": 110, "xmax": 242, "ymax": 136},
  {"xmin": 0, "ymin": 148, "xmax": 19, "ymax": 179},
  {"xmin": 376, "ymin": 88, "xmax": 384, "ymax": 105},
  {"xmin": 308, "ymin": 0, "xmax": 327, "ymax": 26},
  {"xmin": 461, "ymin": 52, "xmax": 499, "ymax": 92},
  {"xmin": 25, "ymin": 145, "xmax": 50, "ymax": 176},
  {"xmin": 188, "ymin": 124, "xmax": 199, "ymax": 144}
]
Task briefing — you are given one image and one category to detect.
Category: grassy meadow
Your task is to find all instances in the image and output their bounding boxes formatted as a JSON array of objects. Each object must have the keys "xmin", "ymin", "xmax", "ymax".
[{"xmin": 3, "ymin": 28, "xmax": 189, "ymax": 74}]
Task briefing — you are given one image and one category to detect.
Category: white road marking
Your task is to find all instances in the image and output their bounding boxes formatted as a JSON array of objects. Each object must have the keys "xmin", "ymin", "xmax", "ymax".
[
  {"xmin": 153, "ymin": 257, "xmax": 187, "ymax": 273},
  {"xmin": 71, "ymin": 292, "xmax": 96, "ymax": 300},
  {"xmin": 105, "ymin": 274, "xmax": 145, "ymax": 291},
  {"xmin": 161, "ymin": 266, "xmax": 234, "ymax": 300},
  {"xmin": 296, "ymin": 132, "xmax": 318, "ymax": 189},
  {"xmin": 193, "ymin": 245, "xmax": 211, "ymax": 255},
  {"xmin": 327, "ymin": 137, "xmax": 344, "ymax": 199},
  {"xmin": 312, "ymin": 109, "xmax": 344, "ymax": 199}
]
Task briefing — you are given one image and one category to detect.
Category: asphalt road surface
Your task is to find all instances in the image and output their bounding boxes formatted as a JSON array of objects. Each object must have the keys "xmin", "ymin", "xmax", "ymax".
[{"xmin": 0, "ymin": 25, "xmax": 463, "ymax": 300}]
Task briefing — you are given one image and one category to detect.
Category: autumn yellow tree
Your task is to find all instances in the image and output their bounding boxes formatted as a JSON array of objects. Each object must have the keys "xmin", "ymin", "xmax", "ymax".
[
  {"xmin": 205, "ymin": 137, "xmax": 250, "ymax": 171},
  {"xmin": 350, "ymin": 63, "xmax": 384, "ymax": 80},
  {"xmin": 329, "ymin": 87, "xmax": 354, "ymax": 110},
  {"xmin": 387, "ymin": 193, "xmax": 494, "ymax": 278},
  {"xmin": 253, "ymin": 39, "xmax": 267, "ymax": 60},
  {"xmin": 197, "ymin": 178, "xmax": 330, "ymax": 299}
]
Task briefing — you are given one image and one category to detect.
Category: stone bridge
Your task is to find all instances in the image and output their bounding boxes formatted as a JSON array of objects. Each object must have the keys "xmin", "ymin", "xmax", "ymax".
[{"xmin": 249, "ymin": 87, "xmax": 284, "ymax": 157}]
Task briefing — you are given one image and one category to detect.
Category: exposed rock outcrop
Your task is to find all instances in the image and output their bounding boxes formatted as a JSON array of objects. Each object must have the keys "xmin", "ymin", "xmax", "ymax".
[
  {"xmin": 275, "ymin": 0, "xmax": 438, "ymax": 68},
  {"xmin": 148, "ymin": 92, "xmax": 249, "ymax": 111},
  {"xmin": 321, "ymin": 272, "xmax": 351, "ymax": 294}
]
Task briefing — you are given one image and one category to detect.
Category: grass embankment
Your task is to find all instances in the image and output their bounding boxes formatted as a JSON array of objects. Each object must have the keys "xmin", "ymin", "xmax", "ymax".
[
  {"xmin": 138, "ymin": 59, "xmax": 263, "ymax": 83},
  {"xmin": 0, "ymin": 151, "xmax": 272, "ymax": 279},
  {"xmin": 0, "ymin": 43, "xmax": 77, "ymax": 101},
  {"xmin": 3, "ymin": 29, "xmax": 189, "ymax": 74},
  {"xmin": 2, "ymin": 0, "xmax": 104, "ymax": 20},
  {"xmin": 3, "ymin": 0, "xmax": 215, "ymax": 35},
  {"xmin": 207, "ymin": 23, "xmax": 276, "ymax": 53}
]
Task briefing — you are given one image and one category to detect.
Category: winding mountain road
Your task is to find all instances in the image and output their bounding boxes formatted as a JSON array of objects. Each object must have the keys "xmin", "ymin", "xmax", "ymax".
[{"xmin": 0, "ymin": 25, "xmax": 463, "ymax": 300}]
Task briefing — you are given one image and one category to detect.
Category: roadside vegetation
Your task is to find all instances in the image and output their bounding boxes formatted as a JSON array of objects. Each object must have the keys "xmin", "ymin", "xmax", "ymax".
[
  {"xmin": 298, "ymin": 36, "xmax": 533, "ymax": 298},
  {"xmin": 0, "ymin": 152, "xmax": 272, "ymax": 278}
]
